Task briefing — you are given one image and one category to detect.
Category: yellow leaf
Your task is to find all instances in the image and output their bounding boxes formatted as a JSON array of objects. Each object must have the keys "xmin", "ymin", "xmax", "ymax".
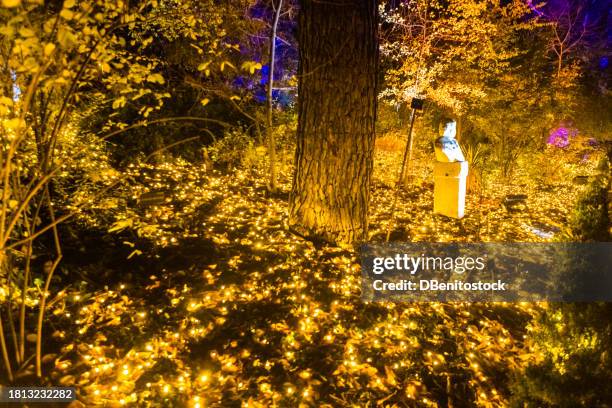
[
  {"xmin": 197, "ymin": 61, "xmax": 211, "ymax": 71},
  {"xmin": 43, "ymin": 43, "xmax": 55, "ymax": 57},
  {"xmin": 60, "ymin": 9, "xmax": 73, "ymax": 19},
  {"xmin": 147, "ymin": 73, "xmax": 165, "ymax": 84},
  {"xmin": 57, "ymin": 27, "xmax": 76, "ymax": 48},
  {"xmin": 4, "ymin": 118, "xmax": 24, "ymax": 131},
  {"xmin": 18, "ymin": 27, "xmax": 34, "ymax": 37},
  {"xmin": 23, "ymin": 57, "xmax": 38, "ymax": 71},
  {"xmin": 200, "ymin": 98, "xmax": 210, "ymax": 106},
  {"xmin": 127, "ymin": 249, "xmax": 142, "ymax": 259},
  {"xmin": 108, "ymin": 218, "xmax": 133, "ymax": 233},
  {"xmin": 63, "ymin": 0, "xmax": 75, "ymax": 8},
  {"xmin": 112, "ymin": 96, "xmax": 126, "ymax": 110},
  {"xmin": 384, "ymin": 366, "xmax": 397, "ymax": 386},
  {"xmin": 0, "ymin": 25, "xmax": 15, "ymax": 38},
  {"xmin": 1, "ymin": 0, "xmax": 21, "ymax": 8},
  {"xmin": 220, "ymin": 61, "xmax": 235, "ymax": 72},
  {"xmin": 241, "ymin": 61, "xmax": 262, "ymax": 74}
]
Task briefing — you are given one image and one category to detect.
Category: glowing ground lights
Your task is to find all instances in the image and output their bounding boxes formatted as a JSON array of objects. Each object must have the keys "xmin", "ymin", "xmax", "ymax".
[{"xmin": 39, "ymin": 144, "xmax": 604, "ymax": 406}]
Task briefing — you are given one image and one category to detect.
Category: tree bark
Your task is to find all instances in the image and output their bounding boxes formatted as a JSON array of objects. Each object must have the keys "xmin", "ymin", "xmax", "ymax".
[{"xmin": 289, "ymin": 0, "xmax": 378, "ymax": 244}]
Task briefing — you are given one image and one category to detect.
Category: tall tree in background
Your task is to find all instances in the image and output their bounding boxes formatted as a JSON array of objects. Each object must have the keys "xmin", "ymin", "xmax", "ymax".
[
  {"xmin": 289, "ymin": 0, "xmax": 378, "ymax": 244},
  {"xmin": 379, "ymin": 0, "xmax": 534, "ymax": 118}
]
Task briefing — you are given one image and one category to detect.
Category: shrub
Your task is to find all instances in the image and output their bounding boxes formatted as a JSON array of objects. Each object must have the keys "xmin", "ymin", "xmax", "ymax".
[
  {"xmin": 509, "ymin": 303, "xmax": 612, "ymax": 407},
  {"xmin": 461, "ymin": 142, "xmax": 490, "ymax": 192},
  {"xmin": 375, "ymin": 131, "xmax": 405, "ymax": 152},
  {"xmin": 509, "ymin": 157, "xmax": 611, "ymax": 407},
  {"xmin": 567, "ymin": 157, "xmax": 610, "ymax": 241},
  {"xmin": 207, "ymin": 128, "xmax": 258, "ymax": 170}
]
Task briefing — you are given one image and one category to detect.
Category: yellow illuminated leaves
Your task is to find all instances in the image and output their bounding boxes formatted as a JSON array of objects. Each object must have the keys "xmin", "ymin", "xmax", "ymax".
[
  {"xmin": 31, "ymin": 132, "xmax": 582, "ymax": 406},
  {"xmin": 1, "ymin": 0, "xmax": 21, "ymax": 8},
  {"xmin": 0, "ymin": 24, "xmax": 15, "ymax": 38},
  {"xmin": 2, "ymin": 117, "xmax": 25, "ymax": 132},
  {"xmin": 141, "ymin": 37, "xmax": 153, "ymax": 48},
  {"xmin": 59, "ymin": 9, "xmax": 74, "ymax": 20},
  {"xmin": 0, "ymin": 96, "xmax": 13, "ymax": 115},
  {"xmin": 131, "ymin": 88, "xmax": 151, "ymax": 101},
  {"xmin": 197, "ymin": 61, "xmax": 211, "ymax": 76},
  {"xmin": 112, "ymin": 96, "xmax": 127, "ymax": 110},
  {"xmin": 384, "ymin": 365, "xmax": 397, "ymax": 386},
  {"xmin": 127, "ymin": 249, "xmax": 142, "ymax": 259},
  {"xmin": 219, "ymin": 60, "xmax": 235, "ymax": 72},
  {"xmin": 18, "ymin": 27, "xmax": 34, "ymax": 37},
  {"xmin": 147, "ymin": 73, "xmax": 165, "ymax": 84},
  {"xmin": 108, "ymin": 218, "xmax": 133, "ymax": 233},
  {"xmin": 100, "ymin": 62, "xmax": 111, "ymax": 73},
  {"xmin": 57, "ymin": 27, "xmax": 76, "ymax": 48},
  {"xmin": 241, "ymin": 61, "xmax": 262, "ymax": 74},
  {"xmin": 141, "ymin": 106, "xmax": 153, "ymax": 118},
  {"xmin": 43, "ymin": 43, "xmax": 56, "ymax": 57}
]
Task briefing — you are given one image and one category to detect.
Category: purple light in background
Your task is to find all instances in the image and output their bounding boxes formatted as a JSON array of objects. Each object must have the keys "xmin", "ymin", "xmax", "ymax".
[
  {"xmin": 260, "ymin": 64, "xmax": 269, "ymax": 85},
  {"xmin": 547, "ymin": 126, "xmax": 578, "ymax": 148},
  {"xmin": 600, "ymin": 56, "xmax": 609, "ymax": 69}
]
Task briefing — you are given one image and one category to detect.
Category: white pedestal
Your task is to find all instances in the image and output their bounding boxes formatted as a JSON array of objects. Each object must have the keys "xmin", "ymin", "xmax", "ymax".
[{"xmin": 433, "ymin": 161, "xmax": 468, "ymax": 219}]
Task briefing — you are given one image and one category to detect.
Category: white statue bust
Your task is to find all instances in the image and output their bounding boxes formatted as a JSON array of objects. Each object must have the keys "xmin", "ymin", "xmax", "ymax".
[{"xmin": 434, "ymin": 120, "xmax": 465, "ymax": 162}]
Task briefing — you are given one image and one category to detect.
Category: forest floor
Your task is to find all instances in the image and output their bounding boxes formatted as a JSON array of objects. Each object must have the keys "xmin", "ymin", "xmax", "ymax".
[{"xmin": 30, "ymin": 145, "xmax": 603, "ymax": 407}]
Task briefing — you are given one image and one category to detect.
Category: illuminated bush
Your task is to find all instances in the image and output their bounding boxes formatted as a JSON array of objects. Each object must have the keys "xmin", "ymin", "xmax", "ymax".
[
  {"xmin": 567, "ymin": 157, "xmax": 611, "ymax": 241},
  {"xmin": 207, "ymin": 128, "xmax": 259, "ymax": 170},
  {"xmin": 509, "ymin": 303, "xmax": 612, "ymax": 407}
]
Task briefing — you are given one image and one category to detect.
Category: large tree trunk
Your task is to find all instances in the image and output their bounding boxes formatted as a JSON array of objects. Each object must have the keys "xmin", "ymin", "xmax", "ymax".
[{"xmin": 289, "ymin": 0, "xmax": 378, "ymax": 244}]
